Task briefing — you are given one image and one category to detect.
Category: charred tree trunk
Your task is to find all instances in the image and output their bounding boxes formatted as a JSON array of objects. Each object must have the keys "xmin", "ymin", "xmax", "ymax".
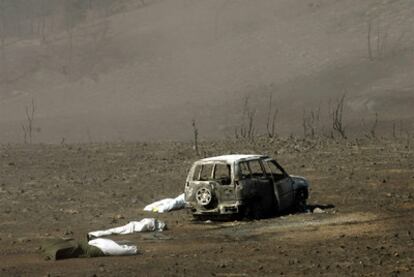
[{"xmin": 192, "ymin": 119, "xmax": 200, "ymax": 155}]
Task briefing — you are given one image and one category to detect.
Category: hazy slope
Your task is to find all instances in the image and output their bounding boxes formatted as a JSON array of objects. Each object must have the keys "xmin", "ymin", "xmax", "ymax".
[{"xmin": 0, "ymin": 0, "xmax": 413, "ymax": 143}]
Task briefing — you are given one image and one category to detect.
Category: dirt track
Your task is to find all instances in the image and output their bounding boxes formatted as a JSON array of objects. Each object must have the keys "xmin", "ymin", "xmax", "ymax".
[{"xmin": 0, "ymin": 138, "xmax": 413, "ymax": 276}]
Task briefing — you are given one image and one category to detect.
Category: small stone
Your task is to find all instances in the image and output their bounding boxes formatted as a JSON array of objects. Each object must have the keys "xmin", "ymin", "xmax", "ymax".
[
  {"xmin": 62, "ymin": 209, "xmax": 79, "ymax": 215},
  {"xmin": 17, "ymin": 237, "xmax": 30, "ymax": 243},
  {"xmin": 63, "ymin": 230, "xmax": 73, "ymax": 236},
  {"xmin": 313, "ymin": 207, "xmax": 325, "ymax": 214}
]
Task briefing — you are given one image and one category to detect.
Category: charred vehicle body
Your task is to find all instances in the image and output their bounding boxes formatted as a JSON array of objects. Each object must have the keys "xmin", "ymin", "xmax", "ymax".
[{"xmin": 184, "ymin": 155, "xmax": 309, "ymax": 219}]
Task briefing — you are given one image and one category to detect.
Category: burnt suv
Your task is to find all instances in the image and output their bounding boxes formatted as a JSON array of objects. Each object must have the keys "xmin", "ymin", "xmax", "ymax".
[{"xmin": 184, "ymin": 154, "xmax": 309, "ymax": 219}]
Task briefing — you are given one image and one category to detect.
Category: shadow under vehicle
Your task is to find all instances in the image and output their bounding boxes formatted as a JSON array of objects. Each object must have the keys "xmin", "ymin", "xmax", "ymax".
[{"xmin": 184, "ymin": 154, "xmax": 310, "ymax": 220}]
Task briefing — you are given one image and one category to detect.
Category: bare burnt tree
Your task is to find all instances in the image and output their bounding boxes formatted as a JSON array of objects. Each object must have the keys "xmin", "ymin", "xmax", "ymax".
[
  {"xmin": 302, "ymin": 107, "xmax": 321, "ymax": 139},
  {"xmin": 21, "ymin": 99, "xmax": 36, "ymax": 144},
  {"xmin": 367, "ymin": 18, "xmax": 388, "ymax": 61},
  {"xmin": 367, "ymin": 19, "xmax": 374, "ymax": 61},
  {"xmin": 265, "ymin": 92, "xmax": 278, "ymax": 138},
  {"xmin": 327, "ymin": 99, "xmax": 334, "ymax": 139},
  {"xmin": 192, "ymin": 119, "xmax": 199, "ymax": 155},
  {"xmin": 331, "ymin": 93, "xmax": 347, "ymax": 139},
  {"xmin": 235, "ymin": 95, "xmax": 256, "ymax": 142},
  {"xmin": 362, "ymin": 113, "xmax": 379, "ymax": 139},
  {"xmin": 392, "ymin": 121, "xmax": 397, "ymax": 139},
  {"xmin": 376, "ymin": 21, "xmax": 388, "ymax": 59},
  {"xmin": 302, "ymin": 109, "xmax": 310, "ymax": 138},
  {"xmin": 370, "ymin": 112, "xmax": 379, "ymax": 139},
  {"xmin": 238, "ymin": 95, "xmax": 250, "ymax": 139},
  {"xmin": 247, "ymin": 109, "xmax": 256, "ymax": 141}
]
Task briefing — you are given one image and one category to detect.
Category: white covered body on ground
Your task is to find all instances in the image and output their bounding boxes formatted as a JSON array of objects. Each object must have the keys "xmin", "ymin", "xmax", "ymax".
[
  {"xmin": 88, "ymin": 238, "xmax": 138, "ymax": 256},
  {"xmin": 87, "ymin": 218, "xmax": 166, "ymax": 256},
  {"xmin": 84, "ymin": 192, "xmax": 186, "ymax": 257},
  {"xmin": 143, "ymin": 193, "xmax": 186, "ymax": 213},
  {"xmin": 88, "ymin": 218, "xmax": 166, "ymax": 238}
]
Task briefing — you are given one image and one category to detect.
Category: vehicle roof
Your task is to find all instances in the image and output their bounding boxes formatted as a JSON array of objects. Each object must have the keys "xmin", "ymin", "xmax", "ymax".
[{"xmin": 199, "ymin": 154, "xmax": 266, "ymax": 163}]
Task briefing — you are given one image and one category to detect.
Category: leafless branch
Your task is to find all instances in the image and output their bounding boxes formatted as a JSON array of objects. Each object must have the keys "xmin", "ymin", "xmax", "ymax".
[
  {"xmin": 235, "ymin": 95, "xmax": 256, "ymax": 142},
  {"xmin": 21, "ymin": 98, "xmax": 36, "ymax": 144},
  {"xmin": 192, "ymin": 119, "xmax": 199, "ymax": 155},
  {"xmin": 266, "ymin": 92, "xmax": 278, "ymax": 138},
  {"xmin": 331, "ymin": 93, "xmax": 347, "ymax": 139}
]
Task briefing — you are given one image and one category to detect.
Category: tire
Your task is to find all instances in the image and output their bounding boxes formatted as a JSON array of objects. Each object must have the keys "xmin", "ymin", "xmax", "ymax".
[{"xmin": 295, "ymin": 189, "xmax": 308, "ymax": 212}]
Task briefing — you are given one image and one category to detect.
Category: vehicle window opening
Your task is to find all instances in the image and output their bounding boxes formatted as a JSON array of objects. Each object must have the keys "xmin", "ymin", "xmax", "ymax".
[
  {"xmin": 248, "ymin": 160, "xmax": 265, "ymax": 178},
  {"xmin": 192, "ymin": 165, "xmax": 202, "ymax": 181},
  {"xmin": 238, "ymin": 161, "xmax": 251, "ymax": 179},
  {"xmin": 213, "ymin": 163, "xmax": 231, "ymax": 185},
  {"xmin": 266, "ymin": 160, "xmax": 286, "ymax": 181},
  {"xmin": 199, "ymin": 164, "xmax": 214, "ymax": 181}
]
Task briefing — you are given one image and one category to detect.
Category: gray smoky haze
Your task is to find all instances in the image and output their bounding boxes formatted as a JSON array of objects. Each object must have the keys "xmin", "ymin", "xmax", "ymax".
[{"xmin": 0, "ymin": 0, "xmax": 413, "ymax": 143}]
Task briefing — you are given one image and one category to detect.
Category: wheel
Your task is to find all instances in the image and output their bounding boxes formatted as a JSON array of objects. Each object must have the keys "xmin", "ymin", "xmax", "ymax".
[
  {"xmin": 295, "ymin": 189, "xmax": 308, "ymax": 212},
  {"xmin": 195, "ymin": 187, "xmax": 212, "ymax": 206}
]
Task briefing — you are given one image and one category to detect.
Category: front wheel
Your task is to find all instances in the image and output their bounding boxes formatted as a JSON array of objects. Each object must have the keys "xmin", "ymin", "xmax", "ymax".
[{"xmin": 294, "ymin": 189, "xmax": 308, "ymax": 212}]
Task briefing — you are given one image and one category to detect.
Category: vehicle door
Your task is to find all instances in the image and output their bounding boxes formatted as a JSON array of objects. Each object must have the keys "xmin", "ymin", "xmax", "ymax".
[
  {"xmin": 247, "ymin": 159, "xmax": 275, "ymax": 210},
  {"xmin": 235, "ymin": 161, "xmax": 256, "ymax": 201},
  {"xmin": 212, "ymin": 162, "xmax": 235, "ymax": 203},
  {"xmin": 264, "ymin": 159, "xmax": 294, "ymax": 211}
]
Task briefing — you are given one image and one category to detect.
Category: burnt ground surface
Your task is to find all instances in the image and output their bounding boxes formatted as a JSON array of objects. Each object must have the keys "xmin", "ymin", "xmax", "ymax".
[{"xmin": 0, "ymin": 138, "xmax": 413, "ymax": 276}]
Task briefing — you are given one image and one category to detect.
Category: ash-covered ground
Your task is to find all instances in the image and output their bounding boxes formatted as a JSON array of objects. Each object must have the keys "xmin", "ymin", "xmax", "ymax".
[{"xmin": 0, "ymin": 137, "xmax": 413, "ymax": 276}]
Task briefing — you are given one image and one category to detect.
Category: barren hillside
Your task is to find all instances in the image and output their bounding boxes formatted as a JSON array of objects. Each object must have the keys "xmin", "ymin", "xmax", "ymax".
[{"xmin": 0, "ymin": 0, "xmax": 413, "ymax": 143}]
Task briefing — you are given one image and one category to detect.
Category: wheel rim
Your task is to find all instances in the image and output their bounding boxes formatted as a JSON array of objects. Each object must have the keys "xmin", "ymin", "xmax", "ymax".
[{"xmin": 196, "ymin": 187, "xmax": 212, "ymax": 206}]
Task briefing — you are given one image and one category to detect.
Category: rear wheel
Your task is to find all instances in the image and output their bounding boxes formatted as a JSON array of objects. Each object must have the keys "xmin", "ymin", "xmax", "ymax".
[{"xmin": 195, "ymin": 187, "xmax": 212, "ymax": 206}]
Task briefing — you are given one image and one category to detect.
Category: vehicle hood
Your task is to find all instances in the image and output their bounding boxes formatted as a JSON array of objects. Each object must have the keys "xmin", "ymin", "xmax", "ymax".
[{"xmin": 290, "ymin": 175, "xmax": 310, "ymax": 188}]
